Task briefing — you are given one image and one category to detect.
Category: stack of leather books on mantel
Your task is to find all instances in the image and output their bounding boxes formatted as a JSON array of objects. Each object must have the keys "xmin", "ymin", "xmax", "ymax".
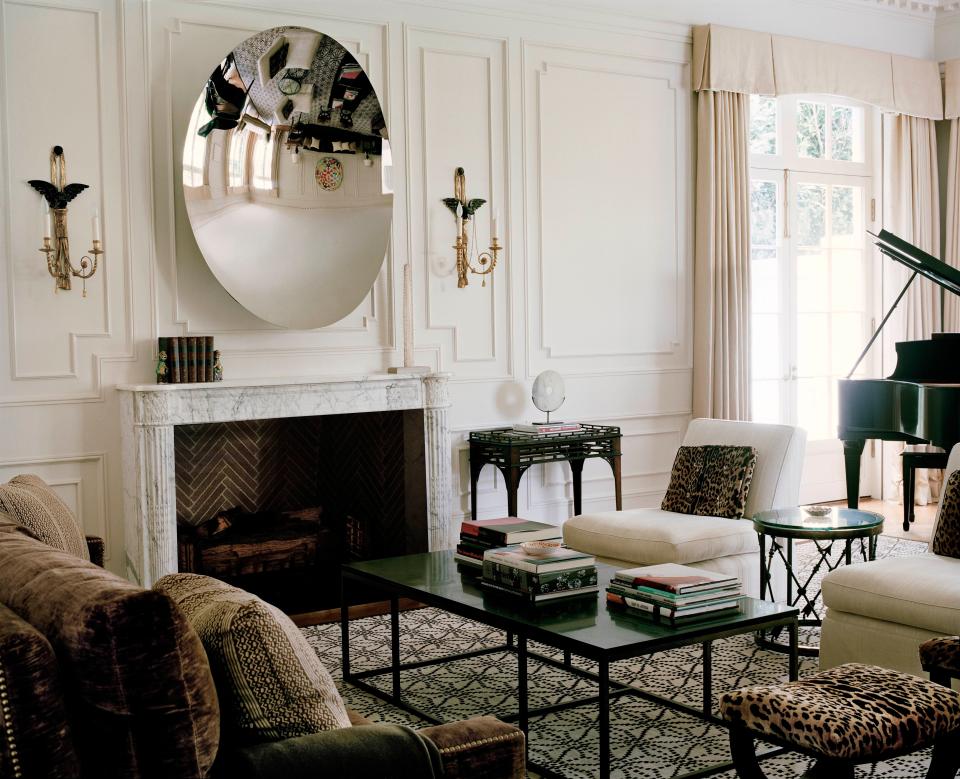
[{"xmin": 158, "ymin": 336, "xmax": 216, "ymax": 383}]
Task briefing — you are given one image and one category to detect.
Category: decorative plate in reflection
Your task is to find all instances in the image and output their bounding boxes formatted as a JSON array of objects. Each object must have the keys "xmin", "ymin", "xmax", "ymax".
[{"xmin": 315, "ymin": 156, "xmax": 344, "ymax": 191}]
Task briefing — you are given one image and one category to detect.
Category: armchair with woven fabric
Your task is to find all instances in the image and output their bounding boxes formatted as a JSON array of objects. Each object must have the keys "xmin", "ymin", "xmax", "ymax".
[{"xmin": 0, "ymin": 474, "xmax": 525, "ymax": 779}]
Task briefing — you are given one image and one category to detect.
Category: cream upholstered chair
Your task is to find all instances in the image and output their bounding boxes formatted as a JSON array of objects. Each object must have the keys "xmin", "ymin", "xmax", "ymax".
[
  {"xmin": 820, "ymin": 443, "xmax": 960, "ymax": 676},
  {"xmin": 562, "ymin": 418, "xmax": 806, "ymax": 598}
]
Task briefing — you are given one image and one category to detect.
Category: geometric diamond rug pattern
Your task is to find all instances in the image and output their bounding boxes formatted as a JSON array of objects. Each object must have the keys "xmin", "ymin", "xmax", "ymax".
[{"xmin": 301, "ymin": 536, "xmax": 932, "ymax": 778}]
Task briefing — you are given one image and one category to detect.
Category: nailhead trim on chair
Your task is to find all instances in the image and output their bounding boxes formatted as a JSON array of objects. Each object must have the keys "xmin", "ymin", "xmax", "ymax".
[
  {"xmin": 0, "ymin": 665, "xmax": 22, "ymax": 778},
  {"xmin": 436, "ymin": 730, "xmax": 524, "ymax": 755}
]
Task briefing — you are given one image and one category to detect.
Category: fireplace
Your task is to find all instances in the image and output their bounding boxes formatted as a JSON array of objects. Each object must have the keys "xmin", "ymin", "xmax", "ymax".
[
  {"xmin": 171, "ymin": 411, "xmax": 427, "ymax": 612},
  {"xmin": 118, "ymin": 374, "xmax": 453, "ymax": 603}
]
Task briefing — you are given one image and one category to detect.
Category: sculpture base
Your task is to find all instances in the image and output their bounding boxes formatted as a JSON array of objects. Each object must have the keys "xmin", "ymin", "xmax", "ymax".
[{"xmin": 388, "ymin": 366, "xmax": 432, "ymax": 375}]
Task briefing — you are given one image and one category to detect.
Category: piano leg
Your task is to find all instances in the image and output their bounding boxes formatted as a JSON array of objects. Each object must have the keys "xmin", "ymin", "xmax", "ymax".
[{"xmin": 843, "ymin": 439, "xmax": 866, "ymax": 509}]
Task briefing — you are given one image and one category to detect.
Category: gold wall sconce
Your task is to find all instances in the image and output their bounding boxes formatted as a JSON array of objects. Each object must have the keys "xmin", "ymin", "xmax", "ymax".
[
  {"xmin": 28, "ymin": 146, "xmax": 104, "ymax": 296},
  {"xmin": 442, "ymin": 167, "xmax": 500, "ymax": 288}
]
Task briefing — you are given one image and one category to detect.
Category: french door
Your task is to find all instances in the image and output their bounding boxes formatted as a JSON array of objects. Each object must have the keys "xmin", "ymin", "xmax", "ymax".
[{"xmin": 750, "ymin": 169, "xmax": 874, "ymax": 502}]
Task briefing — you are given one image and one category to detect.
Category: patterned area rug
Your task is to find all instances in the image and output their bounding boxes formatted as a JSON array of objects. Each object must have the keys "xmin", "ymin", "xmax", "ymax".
[{"xmin": 301, "ymin": 535, "xmax": 931, "ymax": 779}]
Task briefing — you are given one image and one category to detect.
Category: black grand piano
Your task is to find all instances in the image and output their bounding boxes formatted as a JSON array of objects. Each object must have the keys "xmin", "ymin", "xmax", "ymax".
[{"xmin": 839, "ymin": 229, "xmax": 960, "ymax": 530}]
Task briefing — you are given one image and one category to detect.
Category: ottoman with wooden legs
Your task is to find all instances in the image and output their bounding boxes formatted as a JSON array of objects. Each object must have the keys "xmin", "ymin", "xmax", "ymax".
[{"xmin": 719, "ymin": 663, "xmax": 960, "ymax": 778}]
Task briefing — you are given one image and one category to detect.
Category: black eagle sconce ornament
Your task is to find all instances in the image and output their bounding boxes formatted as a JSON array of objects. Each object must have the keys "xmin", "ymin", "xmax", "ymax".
[
  {"xmin": 27, "ymin": 146, "xmax": 103, "ymax": 296},
  {"xmin": 443, "ymin": 167, "xmax": 501, "ymax": 288}
]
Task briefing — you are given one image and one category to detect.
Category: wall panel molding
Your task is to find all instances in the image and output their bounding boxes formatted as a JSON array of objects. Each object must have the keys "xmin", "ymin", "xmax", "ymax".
[
  {"xmin": 405, "ymin": 25, "xmax": 513, "ymax": 379},
  {"xmin": 0, "ymin": 451, "xmax": 110, "ymax": 559},
  {"xmin": 0, "ymin": 0, "xmax": 137, "ymax": 405},
  {"xmin": 522, "ymin": 39, "xmax": 692, "ymax": 379}
]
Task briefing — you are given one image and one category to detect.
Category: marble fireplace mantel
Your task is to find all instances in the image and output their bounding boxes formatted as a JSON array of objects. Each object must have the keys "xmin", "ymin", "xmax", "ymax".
[{"xmin": 118, "ymin": 373, "xmax": 452, "ymax": 586}]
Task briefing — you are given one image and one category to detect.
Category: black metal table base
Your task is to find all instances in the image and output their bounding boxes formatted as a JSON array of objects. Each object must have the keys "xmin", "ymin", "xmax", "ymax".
[
  {"xmin": 758, "ymin": 533, "xmax": 877, "ymax": 656},
  {"xmin": 342, "ymin": 595, "xmax": 797, "ymax": 779}
]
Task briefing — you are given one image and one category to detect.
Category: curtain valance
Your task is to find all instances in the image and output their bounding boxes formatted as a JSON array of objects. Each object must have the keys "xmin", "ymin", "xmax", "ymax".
[
  {"xmin": 945, "ymin": 60, "xmax": 960, "ymax": 119},
  {"xmin": 693, "ymin": 24, "xmax": 943, "ymax": 120}
]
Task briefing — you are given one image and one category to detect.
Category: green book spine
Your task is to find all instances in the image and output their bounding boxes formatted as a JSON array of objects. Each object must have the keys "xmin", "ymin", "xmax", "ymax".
[
  {"xmin": 178, "ymin": 338, "xmax": 188, "ymax": 382},
  {"xmin": 205, "ymin": 336, "xmax": 215, "ymax": 381},
  {"xmin": 482, "ymin": 561, "xmax": 597, "ymax": 594},
  {"xmin": 169, "ymin": 337, "xmax": 181, "ymax": 383},
  {"xmin": 187, "ymin": 337, "xmax": 197, "ymax": 382},
  {"xmin": 197, "ymin": 337, "xmax": 206, "ymax": 384}
]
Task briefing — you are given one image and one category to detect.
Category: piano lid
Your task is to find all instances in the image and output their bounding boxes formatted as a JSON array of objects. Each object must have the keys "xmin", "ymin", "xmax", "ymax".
[
  {"xmin": 846, "ymin": 230, "xmax": 960, "ymax": 378},
  {"xmin": 871, "ymin": 229, "xmax": 960, "ymax": 297}
]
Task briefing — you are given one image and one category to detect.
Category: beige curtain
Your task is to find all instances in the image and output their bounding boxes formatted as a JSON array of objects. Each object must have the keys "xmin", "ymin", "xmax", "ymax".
[
  {"xmin": 945, "ymin": 119, "xmax": 960, "ymax": 332},
  {"xmin": 693, "ymin": 90, "xmax": 751, "ymax": 421},
  {"xmin": 884, "ymin": 114, "xmax": 942, "ymax": 505}
]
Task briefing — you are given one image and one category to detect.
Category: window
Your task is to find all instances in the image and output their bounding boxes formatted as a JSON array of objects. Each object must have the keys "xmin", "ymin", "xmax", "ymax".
[
  {"xmin": 228, "ymin": 129, "xmax": 250, "ymax": 188},
  {"xmin": 381, "ymin": 139, "xmax": 393, "ymax": 195},
  {"xmin": 182, "ymin": 95, "xmax": 209, "ymax": 187},
  {"xmin": 749, "ymin": 95, "xmax": 873, "ymax": 443},
  {"xmin": 251, "ymin": 133, "xmax": 274, "ymax": 190}
]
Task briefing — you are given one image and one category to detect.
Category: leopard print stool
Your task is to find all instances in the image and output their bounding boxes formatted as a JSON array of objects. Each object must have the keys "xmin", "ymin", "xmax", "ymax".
[
  {"xmin": 720, "ymin": 663, "xmax": 960, "ymax": 778},
  {"xmin": 921, "ymin": 637, "xmax": 960, "ymax": 686}
]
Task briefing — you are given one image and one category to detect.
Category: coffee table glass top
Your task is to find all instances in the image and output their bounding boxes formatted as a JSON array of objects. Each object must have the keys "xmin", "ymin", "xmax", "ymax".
[
  {"xmin": 344, "ymin": 551, "xmax": 797, "ymax": 654},
  {"xmin": 753, "ymin": 507, "xmax": 884, "ymax": 534}
]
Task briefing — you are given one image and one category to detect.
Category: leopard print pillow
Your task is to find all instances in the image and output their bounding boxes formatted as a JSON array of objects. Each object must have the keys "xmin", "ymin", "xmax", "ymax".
[
  {"xmin": 661, "ymin": 445, "xmax": 757, "ymax": 519},
  {"xmin": 932, "ymin": 469, "xmax": 960, "ymax": 558},
  {"xmin": 661, "ymin": 446, "xmax": 708, "ymax": 514}
]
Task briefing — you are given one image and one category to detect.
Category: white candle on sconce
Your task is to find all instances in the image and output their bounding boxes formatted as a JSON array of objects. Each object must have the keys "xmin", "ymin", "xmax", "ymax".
[
  {"xmin": 492, "ymin": 210, "xmax": 499, "ymax": 240},
  {"xmin": 92, "ymin": 209, "xmax": 102, "ymax": 242},
  {"xmin": 42, "ymin": 201, "xmax": 52, "ymax": 239},
  {"xmin": 456, "ymin": 202, "xmax": 463, "ymax": 237}
]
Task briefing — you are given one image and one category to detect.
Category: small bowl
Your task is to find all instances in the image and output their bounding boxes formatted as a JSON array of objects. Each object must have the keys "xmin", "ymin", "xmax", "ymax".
[
  {"xmin": 803, "ymin": 505, "xmax": 832, "ymax": 517},
  {"xmin": 520, "ymin": 539, "xmax": 562, "ymax": 557}
]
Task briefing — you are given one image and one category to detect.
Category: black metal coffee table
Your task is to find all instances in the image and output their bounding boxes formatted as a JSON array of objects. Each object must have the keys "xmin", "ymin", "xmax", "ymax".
[{"xmin": 341, "ymin": 552, "xmax": 798, "ymax": 779}]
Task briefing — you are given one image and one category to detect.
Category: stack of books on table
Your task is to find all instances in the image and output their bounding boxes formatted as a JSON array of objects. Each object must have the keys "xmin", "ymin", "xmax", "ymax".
[
  {"xmin": 454, "ymin": 517, "xmax": 562, "ymax": 570},
  {"xmin": 511, "ymin": 421, "xmax": 582, "ymax": 435},
  {"xmin": 605, "ymin": 563, "xmax": 741, "ymax": 625},
  {"xmin": 481, "ymin": 546, "xmax": 598, "ymax": 603}
]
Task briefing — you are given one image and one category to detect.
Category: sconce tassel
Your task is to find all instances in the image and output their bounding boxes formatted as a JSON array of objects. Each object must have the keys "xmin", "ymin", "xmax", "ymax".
[{"xmin": 52, "ymin": 209, "xmax": 71, "ymax": 291}]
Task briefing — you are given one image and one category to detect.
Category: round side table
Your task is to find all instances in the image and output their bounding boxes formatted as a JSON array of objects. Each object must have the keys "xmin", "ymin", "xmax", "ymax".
[{"xmin": 752, "ymin": 506, "xmax": 883, "ymax": 656}]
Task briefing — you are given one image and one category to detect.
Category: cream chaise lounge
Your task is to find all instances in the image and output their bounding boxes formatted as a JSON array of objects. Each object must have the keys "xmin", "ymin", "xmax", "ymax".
[
  {"xmin": 562, "ymin": 418, "xmax": 806, "ymax": 598},
  {"xmin": 820, "ymin": 444, "xmax": 960, "ymax": 676}
]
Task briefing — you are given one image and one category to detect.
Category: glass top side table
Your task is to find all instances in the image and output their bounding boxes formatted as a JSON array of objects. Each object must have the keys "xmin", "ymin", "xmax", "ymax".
[{"xmin": 752, "ymin": 506, "xmax": 884, "ymax": 656}]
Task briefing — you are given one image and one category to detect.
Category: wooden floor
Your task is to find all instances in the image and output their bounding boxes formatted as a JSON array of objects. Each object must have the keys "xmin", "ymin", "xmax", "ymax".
[{"xmin": 824, "ymin": 497, "xmax": 936, "ymax": 544}]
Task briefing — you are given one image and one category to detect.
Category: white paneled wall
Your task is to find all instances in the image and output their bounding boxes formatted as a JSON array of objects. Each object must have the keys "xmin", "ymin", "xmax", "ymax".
[{"xmin": 0, "ymin": 0, "xmax": 937, "ymax": 573}]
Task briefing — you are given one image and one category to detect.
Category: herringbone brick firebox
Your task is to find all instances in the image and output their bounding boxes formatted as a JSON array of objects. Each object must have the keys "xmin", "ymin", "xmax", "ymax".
[{"xmin": 173, "ymin": 410, "xmax": 428, "ymax": 612}]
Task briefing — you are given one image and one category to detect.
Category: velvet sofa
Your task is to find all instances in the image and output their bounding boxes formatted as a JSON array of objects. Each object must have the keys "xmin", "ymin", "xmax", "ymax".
[{"xmin": 0, "ymin": 524, "xmax": 524, "ymax": 779}]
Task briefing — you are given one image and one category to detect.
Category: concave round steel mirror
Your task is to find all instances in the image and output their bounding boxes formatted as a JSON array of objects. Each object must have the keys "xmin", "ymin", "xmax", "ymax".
[{"xmin": 182, "ymin": 26, "xmax": 392, "ymax": 329}]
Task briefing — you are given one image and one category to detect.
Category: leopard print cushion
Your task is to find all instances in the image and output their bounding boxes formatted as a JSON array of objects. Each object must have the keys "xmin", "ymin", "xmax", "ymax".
[
  {"xmin": 932, "ymin": 470, "xmax": 960, "ymax": 558},
  {"xmin": 661, "ymin": 445, "xmax": 757, "ymax": 519},
  {"xmin": 720, "ymin": 663, "xmax": 960, "ymax": 760},
  {"xmin": 660, "ymin": 446, "xmax": 708, "ymax": 513},
  {"xmin": 920, "ymin": 637, "xmax": 960, "ymax": 676}
]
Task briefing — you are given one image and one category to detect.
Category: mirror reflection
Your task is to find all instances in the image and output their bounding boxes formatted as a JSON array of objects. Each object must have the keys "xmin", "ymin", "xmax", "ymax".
[{"xmin": 182, "ymin": 26, "xmax": 392, "ymax": 329}]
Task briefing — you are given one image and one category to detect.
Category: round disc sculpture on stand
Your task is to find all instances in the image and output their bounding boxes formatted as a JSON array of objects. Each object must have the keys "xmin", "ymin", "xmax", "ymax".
[{"xmin": 531, "ymin": 370, "xmax": 565, "ymax": 423}]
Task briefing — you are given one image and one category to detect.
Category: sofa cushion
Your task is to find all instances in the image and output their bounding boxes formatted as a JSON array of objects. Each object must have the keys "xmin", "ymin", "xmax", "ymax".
[
  {"xmin": 0, "ymin": 532, "xmax": 220, "ymax": 779},
  {"xmin": 822, "ymin": 554, "xmax": 960, "ymax": 635},
  {"xmin": 155, "ymin": 573, "xmax": 351, "ymax": 741},
  {"xmin": 933, "ymin": 470, "xmax": 960, "ymax": 558},
  {"xmin": 0, "ymin": 475, "xmax": 89, "ymax": 560},
  {"xmin": 0, "ymin": 602, "xmax": 81, "ymax": 778},
  {"xmin": 563, "ymin": 508, "xmax": 758, "ymax": 565},
  {"xmin": 660, "ymin": 445, "xmax": 757, "ymax": 519}
]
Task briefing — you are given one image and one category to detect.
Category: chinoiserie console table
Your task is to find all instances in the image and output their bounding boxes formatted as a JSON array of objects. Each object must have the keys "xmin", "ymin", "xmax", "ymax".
[{"xmin": 468, "ymin": 424, "xmax": 622, "ymax": 520}]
